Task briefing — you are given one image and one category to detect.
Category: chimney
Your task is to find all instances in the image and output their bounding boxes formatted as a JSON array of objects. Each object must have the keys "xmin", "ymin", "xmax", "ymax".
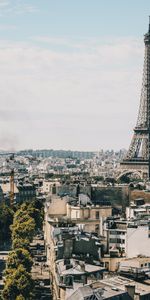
[
  {"xmin": 79, "ymin": 261, "xmax": 85, "ymax": 272},
  {"xmin": 125, "ymin": 285, "xmax": 135, "ymax": 300}
]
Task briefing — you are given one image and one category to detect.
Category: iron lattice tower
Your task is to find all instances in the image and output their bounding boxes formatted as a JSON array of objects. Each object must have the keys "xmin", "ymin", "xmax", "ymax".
[{"xmin": 120, "ymin": 19, "xmax": 150, "ymax": 179}]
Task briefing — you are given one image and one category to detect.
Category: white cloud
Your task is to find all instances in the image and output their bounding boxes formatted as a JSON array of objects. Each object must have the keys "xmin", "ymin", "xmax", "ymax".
[
  {"xmin": 0, "ymin": 0, "xmax": 38, "ymax": 15},
  {"xmin": 0, "ymin": 36, "xmax": 144, "ymax": 150}
]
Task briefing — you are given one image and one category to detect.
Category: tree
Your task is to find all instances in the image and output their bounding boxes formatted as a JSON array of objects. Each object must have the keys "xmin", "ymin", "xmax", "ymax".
[
  {"xmin": 32, "ymin": 198, "xmax": 44, "ymax": 211},
  {"xmin": 2, "ymin": 265, "xmax": 34, "ymax": 300},
  {"xmin": 6, "ymin": 248, "xmax": 33, "ymax": 272},
  {"xmin": 12, "ymin": 238, "xmax": 30, "ymax": 251},
  {"xmin": 0, "ymin": 204, "xmax": 14, "ymax": 243},
  {"xmin": 2, "ymin": 198, "xmax": 44, "ymax": 299},
  {"xmin": 118, "ymin": 175, "xmax": 130, "ymax": 184},
  {"xmin": 92, "ymin": 176, "xmax": 104, "ymax": 183},
  {"xmin": 16, "ymin": 295, "xmax": 25, "ymax": 300},
  {"xmin": 105, "ymin": 177, "xmax": 116, "ymax": 185},
  {"xmin": 13, "ymin": 211, "xmax": 32, "ymax": 225},
  {"xmin": 28, "ymin": 199, "xmax": 44, "ymax": 229},
  {"xmin": 13, "ymin": 201, "xmax": 43, "ymax": 230},
  {"xmin": 11, "ymin": 217, "xmax": 36, "ymax": 242},
  {"xmin": 26, "ymin": 205, "xmax": 43, "ymax": 230}
]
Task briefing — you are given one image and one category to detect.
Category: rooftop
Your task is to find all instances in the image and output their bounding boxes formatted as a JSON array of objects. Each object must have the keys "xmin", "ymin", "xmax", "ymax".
[
  {"xmin": 94, "ymin": 275, "xmax": 150, "ymax": 296},
  {"xmin": 56, "ymin": 259, "xmax": 105, "ymax": 276}
]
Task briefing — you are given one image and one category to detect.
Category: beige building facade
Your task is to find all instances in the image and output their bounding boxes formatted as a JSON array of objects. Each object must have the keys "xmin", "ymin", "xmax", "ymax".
[{"xmin": 66, "ymin": 203, "xmax": 112, "ymax": 234}]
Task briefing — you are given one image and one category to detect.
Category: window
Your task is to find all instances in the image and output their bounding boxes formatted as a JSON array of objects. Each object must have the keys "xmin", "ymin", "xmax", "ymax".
[
  {"xmin": 117, "ymin": 239, "xmax": 125, "ymax": 244},
  {"xmin": 109, "ymin": 238, "xmax": 117, "ymax": 243},
  {"xmin": 74, "ymin": 276, "xmax": 83, "ymax": 283},
  {"xmin": 109, "ymin": 238, "xmax": 125, "ymax": 244},
  {"xmin": 95, "ymin": 224, "xmax": 99, "ymax": 233},
  {"xmin": 64, "ymin": 276, "xmax": 73, "ymax": 286},
  {"xmin": 96, "ymin": 211, "xmax": 100, "ymax": 220},
  {"xmin": 110, "ymin": 230, "xmax": 117, "ymax": 235},
  {"xmin": 119, "ymin": 231, "xmax": 125, "ymax": 235},
  {"xmin": 121, "ymin": 239, "xmax": 125, "ymax": 244},
  {"xmin": 76, "ymin": 211, "xmax": 79, "ymax": 219}
]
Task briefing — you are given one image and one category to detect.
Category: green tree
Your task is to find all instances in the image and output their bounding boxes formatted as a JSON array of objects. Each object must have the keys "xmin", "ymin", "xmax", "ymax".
[
  {"xmin": 27, "ymin": 205, "xmax": 43, "ymax": 230},
  {"xmin": 13, "ymin": 211, "xmax": 32, "ymax": 225},
  {"xmin": 118, "ymin": 174, "xmax": 130, "ymax": 184},
  {"xmin": 14, "ymin": 201, "xmax": 43, "ymax": 230},
  {"xmin": 16, "ymin": 295, "xmax": 25, "ymax": 300},
  {"xmin": 30, "ymin": 198, "xmax": 44, "ymax": 211},
  {"xmin": 12, "ymin": 237, "xmax": 30, "ymax": 251},
  {"xmin": 0, "ymin": 204, "xmax": 14, "ymax": 243},
  {"xmin": 12, "ymin": 217, "xmax": 36, "ymax": 242},
  {"xmin": 2, "ymin": 265, "xmax": 34, "ymax": 300},
  {"xmin": 6, "ymin": 248, "xmax": 33, "ymax": 272}
]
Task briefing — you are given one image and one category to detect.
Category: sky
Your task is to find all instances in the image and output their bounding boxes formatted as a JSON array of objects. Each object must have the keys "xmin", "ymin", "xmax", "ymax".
[{"xmin": 0, "ymin": 0, "xmax": 150, "ymax": 151}]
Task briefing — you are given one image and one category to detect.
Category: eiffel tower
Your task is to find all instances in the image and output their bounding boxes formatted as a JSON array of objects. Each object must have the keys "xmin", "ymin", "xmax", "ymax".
[{"xmin": 120, "ymin": 19, "xmax": 150, "ymax": 179}]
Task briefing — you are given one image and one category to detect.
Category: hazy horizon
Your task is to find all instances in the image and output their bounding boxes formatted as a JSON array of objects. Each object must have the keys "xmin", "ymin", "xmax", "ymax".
[{"xmin": 0, "ymin": 147, "xmax": 127, "ymax": 153}]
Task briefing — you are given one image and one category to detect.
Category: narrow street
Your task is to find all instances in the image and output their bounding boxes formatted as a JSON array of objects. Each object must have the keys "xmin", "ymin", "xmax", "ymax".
[{"xmin": 30, "ymin": 235, "xmax": 52, "ymax": 300}]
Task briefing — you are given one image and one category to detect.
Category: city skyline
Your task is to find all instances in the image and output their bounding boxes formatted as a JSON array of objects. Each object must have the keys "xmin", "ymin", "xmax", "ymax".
[{"xmin": 1, "ymin": 0, "xmax": 150, "ymax": 151}]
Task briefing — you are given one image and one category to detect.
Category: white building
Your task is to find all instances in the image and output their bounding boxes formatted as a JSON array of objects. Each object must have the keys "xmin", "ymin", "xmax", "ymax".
[
  {"xmin": 106, "ymin": 218, "xmax": 150, "ymax": 258},
  {"xmin": 126, "ymin": 203, "xmax": 150, "ymax": 220},
  {"xmin": 109, "ymin": 228, "xmax": 126, "ymax": 253},
  {"xmin": 126, "ymin": 225, "xmax": 150, "ymax": 258}
]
